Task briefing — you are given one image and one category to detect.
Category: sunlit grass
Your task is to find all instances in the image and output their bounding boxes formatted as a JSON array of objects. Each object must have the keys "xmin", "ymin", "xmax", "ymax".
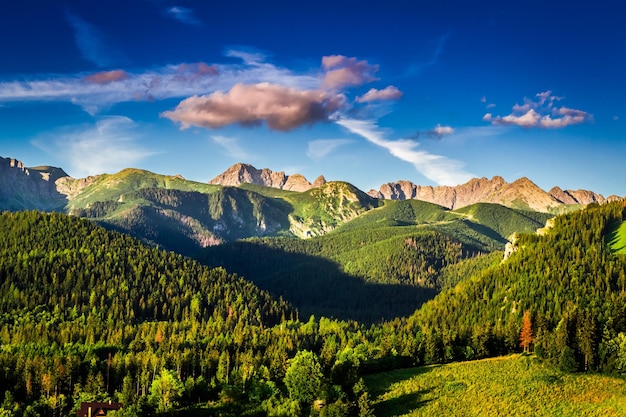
[
  {"xmin": 365, "ymin": 355, "xmax": 626, "ymax": 417},
  {"xmin": 608, "ymin": 220, "xmax": 626, "ymax": 254}
]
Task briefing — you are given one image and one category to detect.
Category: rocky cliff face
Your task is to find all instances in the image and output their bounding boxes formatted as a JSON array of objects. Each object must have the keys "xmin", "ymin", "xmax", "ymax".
[
  {"xmin": 0, "ymin": 156, "xmax": 69, "ymax": 210},
  {"xmin": 208, "ymin": 163, "xmax": 325, "ymax": 191},
  {"xmin": 548, "ymin": 186, "xmax": 619, "ymax": 205},
  {"xmin": 369, "ymin": 176, "xmax": 613, "ymax": 212}
]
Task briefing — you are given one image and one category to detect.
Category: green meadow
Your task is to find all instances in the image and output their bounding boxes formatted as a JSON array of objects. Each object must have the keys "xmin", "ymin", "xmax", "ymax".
[{"xmin": 365, "ymin": 355, "xmax": 626, "ymax": 417}]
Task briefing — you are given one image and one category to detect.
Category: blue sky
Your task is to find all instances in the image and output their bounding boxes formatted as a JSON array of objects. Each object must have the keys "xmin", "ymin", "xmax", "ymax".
[{"xmin": 1, "ymin": 0, "xmax": 625, "ymax": 197}]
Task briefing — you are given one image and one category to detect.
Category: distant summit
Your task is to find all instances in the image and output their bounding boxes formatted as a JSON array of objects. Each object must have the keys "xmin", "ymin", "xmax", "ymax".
[
  {"xmin": 0, "ymin": 156, "xmax": 69, "ymax": 210},
  {"xmin": 368, "ymin": 176, "xmax": 618, "ymax": 212},
  {"xmin": 209, "ymin": 163, "xmax": 326, "ymax": 192}
]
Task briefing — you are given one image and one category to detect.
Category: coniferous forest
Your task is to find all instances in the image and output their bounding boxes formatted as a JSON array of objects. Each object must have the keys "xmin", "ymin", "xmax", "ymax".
[{"xmin": 1, "ymin": 200, "xmax": 626, "ymax": 416}]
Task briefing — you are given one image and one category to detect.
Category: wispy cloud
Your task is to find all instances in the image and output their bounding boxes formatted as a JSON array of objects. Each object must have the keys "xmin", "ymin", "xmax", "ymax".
[
  {"xmin": 211, "ymin": 135, "xmax": 255, "ymax": 160},
  {"xmin": 410, "ymin": 124, "xmax": 455, "ymax": 141},
  {"xmin": 336, "ymin": 118, "xmax": 473, "ymax": 185},
  {"xmin": 165, "ymin": 6, "xmax": 202, "ymax": 26},
  {"xmin": 355, "ymin": 86, "xmax": 403, "ymax": 103},
  {"xmin": 0, "ymin": 50, "xmax": 319, "ymax": 114},
  {"xmin": 484, "ymin": 91, "xmax": 592, "ymax": 128},
  {"xmin": 31, "ymin": 116, "xmax": 155, "ymax": 177},
  {"xmin": 306, "ymin": 139, "xmax": 353, "ymax": 159},
  {"xmin": 406, "ymin": 33, "xmax": 450, "ymax": 77},
  {"xmin": 65, "ymin": 10, "xmax": 124, "ymax": 67}
]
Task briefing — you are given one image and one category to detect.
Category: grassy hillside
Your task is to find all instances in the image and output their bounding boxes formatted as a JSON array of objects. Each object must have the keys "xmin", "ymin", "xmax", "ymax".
[
  {"xmin": 365, "ymin": 355, "xmax": 626, "ymax": 417},
  {"xmin": 453, "ymin": 203, "xmax": 552, "ymax": 240},
  {"xmin": 62, "ymin": 168, "xmax": 220, "ymax": 207},
  {"xmin": 334, "ymin": 199, "xmax": 455, "ymax": 231},
  {"xmin": 240, "ymin": 181, "xmax": 380, "ymax": 237}
]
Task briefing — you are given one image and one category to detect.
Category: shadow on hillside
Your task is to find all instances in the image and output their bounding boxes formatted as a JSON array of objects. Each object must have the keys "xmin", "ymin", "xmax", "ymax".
[
  {"xmin": 606, "ymin": 220, "xmax": 626, "ymax": 253},
  {"xmin": 366, "ymin": 366, "xmax": 438, "ymax": 416},
  {"xmin": 197, "ymin": 241, "xmax": 438, "ymax": 324},
  {"xmin": 374, "ymin": 391, "xmax": 433, "ymax": 417},
  {"xmin": 367, "ymin": 366, "xmax": 436, "ymax": 396},
  {"xmin": 463, "ymin": 220, "xmax": 508, "ymax": 245},
  {"xmin": 99, "ymin": 187, "xmax": 295, "ymax": 257}
]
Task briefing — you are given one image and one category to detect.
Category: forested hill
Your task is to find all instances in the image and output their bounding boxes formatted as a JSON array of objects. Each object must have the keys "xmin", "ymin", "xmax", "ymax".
[
  {"xmin": 0, "ymin": 211, "xmax": 293, "ymax": 329},
  {"xmin": 399, "ymin": 200, "xmax": 626, "ymax": 371}
]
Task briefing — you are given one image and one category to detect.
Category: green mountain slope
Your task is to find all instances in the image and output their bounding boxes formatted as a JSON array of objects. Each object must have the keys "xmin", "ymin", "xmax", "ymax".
[
  {"xmin": 198, "ymin": 198, "xmax": 549, "ymax": 322},
  {"xmin": 73, "ymin": 186, "xmax": 294, "ymax": 255},
  {"xmin": 453, "ymin": 202, "xmax": 552, "ymax": 240},
  {"xmin": 394, "ymin": 200, "xmax": 626, "ymax": 369},
  {"xmin": 58, "ymin": 170, "xmax": 383, "ymax": 255},
  {"xmin": 60, "ymin": 168, "xmax": 220, "ymax": 207},
  {"xmin": 334, "ymin": 199, "xmax": 456, "ymax": 231}
]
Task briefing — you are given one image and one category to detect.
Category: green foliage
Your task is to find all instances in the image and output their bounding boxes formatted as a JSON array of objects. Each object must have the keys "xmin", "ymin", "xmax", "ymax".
[
  {"xmin": 284, "ymin": 351, "xmax": 323, "ymax": 405},
  {"xmin": 150, "ymin": 369, "xmax": 185, "ymax": 412}
]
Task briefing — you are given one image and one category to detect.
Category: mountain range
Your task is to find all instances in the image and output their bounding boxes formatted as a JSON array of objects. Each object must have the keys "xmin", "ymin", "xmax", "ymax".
[
  {"xmin": 1, "ymin": 154, "xmax": 621, "ymax": 263},
  {"xmin": 207, "ymin": 161, "xmax": 619, "ymax": 211},
  {"xmin": 3, "ymin": 156, "xmax": 619, "ymax": 214}
]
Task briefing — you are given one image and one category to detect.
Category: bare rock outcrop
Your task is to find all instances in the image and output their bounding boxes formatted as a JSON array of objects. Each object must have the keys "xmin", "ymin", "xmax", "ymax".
[
  {"xmin": 0, "ymin": 156, "xmax": 69, "ymax": 210},
  {"xmin": 209, "ymin": 163, "xmax": 326, "ymax": 191},
  {"xmin": 371, "ymin": 175, "xmax": 610, "ymax": 212}
]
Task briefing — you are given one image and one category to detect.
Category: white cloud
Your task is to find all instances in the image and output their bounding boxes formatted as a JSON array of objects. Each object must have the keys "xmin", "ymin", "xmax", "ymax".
[
  {"xmin": 336, "ymin": 118, "xmax": 473, "ymax": 185},
  {"xmin": 31, "ymin": 116, "xmax": 155, "ymax": 177},
  {"xmin": 432, "ymin": 124, "xmax": 454, "ymax": 136},
  {"xmin": 165, "ymin": 6, "xmax": 202, "ymax": 26},
  {"xmin": 485, "ymin": 91, "xmax": 592, "ymax": 129},
  {"xmin": 306, "ymin": 139, "xmax": 353, "ymax": 159}
]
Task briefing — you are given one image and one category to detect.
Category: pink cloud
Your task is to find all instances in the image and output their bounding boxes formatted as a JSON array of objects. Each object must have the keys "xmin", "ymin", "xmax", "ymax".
[
  {"xmin": 322, "ymin": 55, "xmax": 350, "ymax": 70},
  {"xmin": 355, "ymin": 86, "xmax": 403, "ymax": 103},
  {"xmin": 161, "ymin": 82, "xmax": 345, "ymax": 131},
  {"xmin": 175, "ymin": 62, "xmax": 218, "ymax": 77},
  {"xmin": 321, "ymin": 55, "xmax": 379, "ymax": 90},
  {"xmin": 494, "ymin": 108, "xmax": 542, "ymax": 128},
  {"xmin": 83, "ymin": 70, "xmax": 128, "ymax": 84},
  {"xmin": 432, "ymin": 124, "xmax": 454, "ymax": 136},
  {"xmin": 485, "ymin": 91, "xmax": 592, "ymax": 129}
]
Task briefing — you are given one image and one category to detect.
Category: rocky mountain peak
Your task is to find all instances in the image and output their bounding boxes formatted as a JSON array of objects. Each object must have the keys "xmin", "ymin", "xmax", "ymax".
[
  {"xmin": 209, "ymin": 163, "xmax": 323, "ymax": 191},
  {"xmin": 371, "ymin": 175, "xmax": 610, "ymax": 212},
  {"xmin": 0, "ymin": 156, "xmax": 69, "ymax": 210}
]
